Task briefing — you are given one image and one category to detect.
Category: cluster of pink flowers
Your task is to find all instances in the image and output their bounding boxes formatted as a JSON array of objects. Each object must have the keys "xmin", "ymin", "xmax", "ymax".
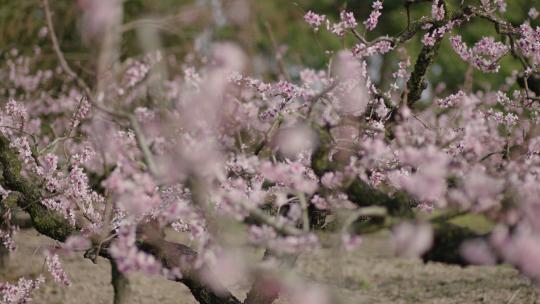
[
  {"xmin": 422, "ymin": 21, "xmax": 457, "ymax": 46},
  {"xmin": 352, "ymin": 40, "xmax": 394, "ymax": 57},
  {"xmin": 109, "ymin": 226, "xmax": 163, "ymax": 275},
  {"xmin": 0, "ymin": 229, "xmax": 16, "ymax": 252},
  {"xmin": 340, "ymin": 11, "xmax": 358, "ymax": 29},
  {"xmin": 69, "ymin": 96, "xmax": 90, "ymax": 129},
  {"xmin": 364, "ymin": 1, "xmax": 383, "ymax": 31},
  {"xmin": 122, "ymin": 51, "xmax": 162, "ymax": 90},
  {"xmin": 431, "ymin": 0, "xmax": 445, "ymax": 21},
  {"xmin": 9, "ymin": 137, "xmax": 32, "ymax": 165},
  {"xmin": 450, "ymin": 35, "xmax": 509, "ymax": 73},
  {"xmin": 449, "ymin": 35, "xmax": 471, "ymax": 61},
  {"xmin": 470, "ymin": 37, "xmax": 509, "ymax": 73},
  {"xmin": 437, "ymin": 91, "xmax": 465, "ymax": 108},
  {"xmin": 485, "ymin": 109, "xmax": 518, "ymax": 129},
  {"xmin": 0, "ymin": 276, "xmax": 44, "ymax": 304},
  {"xmin": 304, "ymin": 11, "xmax": 326, "ymax": 31},
  {"xmin": 5, "ymin": 99, "xmax": 28, "ymax": 129},
  {"xmin": 517, "ymin": 23, "xmax": 540, "ymax": 66},
  {"xmin": 330, "ymin": 11, "xmax": 359, "ymax": 36},
  {"xmin": 390, "ymin": 55, "xmax": 411, "ymax": 90},
  {"xmin": 304, "ymin": 10, "xmax": 359, "ymax": 36},
  {"xmin": 45, "ymin": 253, "xmax": 71, "ymax": 286}
]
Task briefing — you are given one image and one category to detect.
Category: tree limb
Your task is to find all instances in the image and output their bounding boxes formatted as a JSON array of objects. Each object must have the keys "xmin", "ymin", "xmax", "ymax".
[{"xmin": 0, "ymin": 132, "xmax": 241, "ymax": 304}]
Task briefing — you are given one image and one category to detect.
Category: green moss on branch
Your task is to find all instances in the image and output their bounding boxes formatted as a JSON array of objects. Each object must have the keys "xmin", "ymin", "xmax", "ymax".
[{"xmin": 0, "ymin": 133, "xmax": 74, "ymax": 241}]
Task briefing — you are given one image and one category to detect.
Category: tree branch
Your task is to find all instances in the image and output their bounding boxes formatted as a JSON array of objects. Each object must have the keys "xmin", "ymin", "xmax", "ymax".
[{"xmin": 0, "ymin": 132, "xmax": 242, "ymax": 304}]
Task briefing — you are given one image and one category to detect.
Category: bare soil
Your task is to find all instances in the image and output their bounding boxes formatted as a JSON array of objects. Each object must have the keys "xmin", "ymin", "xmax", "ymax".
[{"xmin": 1, "ymin": 229, "xmax": 538, "ymax": 304}]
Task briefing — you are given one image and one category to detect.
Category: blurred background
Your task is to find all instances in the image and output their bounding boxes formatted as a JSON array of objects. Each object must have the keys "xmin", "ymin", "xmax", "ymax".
[{"xmin": 2, "ymin": 0, "xmax": 540, "ymax": 98}]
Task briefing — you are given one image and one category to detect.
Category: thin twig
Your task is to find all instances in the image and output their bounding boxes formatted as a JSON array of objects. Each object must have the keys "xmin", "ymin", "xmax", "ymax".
[
  {"xmin": 42, "ymin": 0, "xmax": 95, "ymax": 99},
  {"xmin": 241, "ymin": 200, "xmax": 303, "ymax": 236},
  {"xmin": 264, "ymin": 21, "xmax": 292, "ymax": 82}
]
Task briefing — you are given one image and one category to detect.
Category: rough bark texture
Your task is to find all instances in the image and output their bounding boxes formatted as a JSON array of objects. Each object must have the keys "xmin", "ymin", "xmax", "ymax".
[{"xmin": 406, "ymin": 40, "xmax": 442, "ymax": 106}]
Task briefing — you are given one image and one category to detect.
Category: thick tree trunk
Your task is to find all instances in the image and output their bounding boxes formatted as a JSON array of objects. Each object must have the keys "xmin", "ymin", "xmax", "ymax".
[{"xmin": 110, "ymin": 259, "xmax": 132, "ymax": 304}]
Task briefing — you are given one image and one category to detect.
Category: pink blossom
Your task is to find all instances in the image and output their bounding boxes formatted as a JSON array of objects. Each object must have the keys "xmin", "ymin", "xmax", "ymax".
[
  {"xmin": 0, "ymin": 276, "xmax": 45, "ymax": 304},
  {"xmin": 449, "ymin": 35, "xmax": 470, "ymax": 61},
  {"xmin": 109, "ymin": 226, "xmax": 163, "ymax": 275},
  {"xmin": 5, "ymin": 99, "xmax": 27, "ymax": 129},
  {"xmin": 321, "ymin": 171, "xmax": 343, "ymax": 189},
  {"xmin": 437, "ymin": 91, "xmax": 465, "ymax": 108},
  {"xmin": 9, "ymin": 137, "xmax": 33, "ymax": 165},
  {"xmin": 460, "ymin": 239, "xmax": 497, "ymax": 265},
  {"xmin": 45, "ymin": 253, "xmax": 71, "ymax": 286},
  {"xmin": 470, "ymin": 37, "xmax": 508, "ymax": 73},
  {"xmin": 422, "ymin": 22, "xmax": 455, "ymax": 47},
  {"xmin": 69, "ymin": 96, "xmax": 90, "ymax": 129},
  {"xmin": 342, "ymin": 233, "xmax": 362, "ymax": 251},
  {"xmin": 391, "ymin": 222, "xmax": 433, "ymax": 258},
  {"xmin": 311, "ymin": 195, "xmax": 329, "ymax": 210},
  {"xmin": 432, "ymin": 0, "xmax": 445, "ymax": 21},
  {"xmin": 0, "ymin": 229, "xmax": 17, "ymax": 252},
  {"xmin": 339, "ymin": 11, "xmax": 357, "ymax": 29},
  {"xmin": 364, "ymin": 1, "xmax": 383, "ymax": 31},
  {"xmin": 304, "ymin": 11, "xmax": 326, "ymax": 31},
  {"xmin": 529, "ymin": 8, "xmax": 539, "ymax": 20},
  {"xmin": 517, "ymin": 24, "xmax": 540, "ymax": 65}
]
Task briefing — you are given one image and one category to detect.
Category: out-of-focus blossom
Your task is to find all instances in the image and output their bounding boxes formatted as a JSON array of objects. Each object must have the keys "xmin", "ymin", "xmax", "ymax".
[
  {"xmin": 342, "ymin": 233, "xmax": 362, "ymax": 251},
  {"xmin": 529, "ymin": 8, "xmax": 539, "ymax": 20},
  {"xmin": 460, "ymin": 239, "xmax": 497, "ymax": 265},
  {"xmin": 78, "ymin": 0, "xmax": 123, "ymax": 41},
  {"xmin": 391, "ymin": 222, "xmax": 433, "ymax": 258}
]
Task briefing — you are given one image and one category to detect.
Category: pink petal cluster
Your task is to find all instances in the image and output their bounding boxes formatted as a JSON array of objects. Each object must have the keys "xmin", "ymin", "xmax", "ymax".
[
  {"xmin": 304, "ymin": 11, "xmax": 326, "ymax": 31},
  {"xmin": 45, "ymin": 253, "xmax": 71, "ymax": 286},
  {"xmin": 0, "ymin": 276, "xmax": 45, "ymax": 304},
  {"xmin": 364, "ymin": 1, "xmax": 383, "ymax": 31},
  {"xmin": 431, "ymin": 0, "xmax": 445, "ymax": 21}
]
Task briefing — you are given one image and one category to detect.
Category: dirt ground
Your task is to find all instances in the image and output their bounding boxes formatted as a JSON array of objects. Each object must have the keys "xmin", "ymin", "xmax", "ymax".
[{"xmin": 1, "ymin": 229, "xmax": 538, "ymax": 304}]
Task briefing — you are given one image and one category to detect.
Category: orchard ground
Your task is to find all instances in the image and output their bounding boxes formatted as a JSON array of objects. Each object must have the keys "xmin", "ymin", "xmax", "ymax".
[{"xmin": 1, "ymin": 228, "xmax": 537, "ymax": 304}]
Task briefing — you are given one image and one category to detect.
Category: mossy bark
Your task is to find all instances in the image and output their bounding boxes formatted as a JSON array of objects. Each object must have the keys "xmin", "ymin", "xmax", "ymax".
[
  {"xmin": 0, "ymin": 133, "xmax": 74, "ymax": 241},
  {"xmin": 406, "ymin": 41, "xmax": 442, "ymax": 106}
]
